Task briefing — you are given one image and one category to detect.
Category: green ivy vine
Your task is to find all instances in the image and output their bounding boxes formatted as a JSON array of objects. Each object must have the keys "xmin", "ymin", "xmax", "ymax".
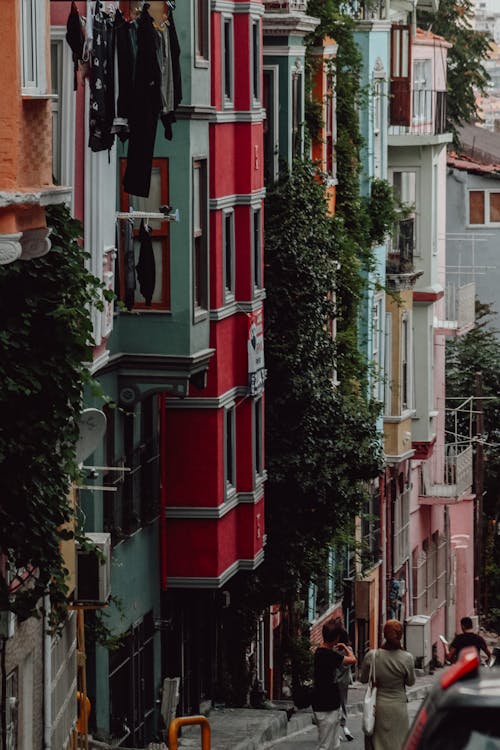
[{"xmin": 0, "ymin": 203, "xmax": 105, "ymax": 623}]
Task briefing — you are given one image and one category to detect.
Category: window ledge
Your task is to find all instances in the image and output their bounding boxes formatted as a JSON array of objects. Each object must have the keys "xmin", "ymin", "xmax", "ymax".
[{"xmin": 22, "ymin": 93, "xmax": 58, "ymax": 101}]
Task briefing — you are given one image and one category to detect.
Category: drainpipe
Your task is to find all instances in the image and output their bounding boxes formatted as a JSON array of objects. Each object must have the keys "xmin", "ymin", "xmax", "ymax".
[
  {"xmin": 159, "ymin": 393, "xmax": 168, "ymax": 591},
  {"xmin": 444, "ymin": 505, "xmax": 450, "ymax": 638},
  {"xmin": 43, "ymin": 595, "xmax": 52, "ymax": 750}
]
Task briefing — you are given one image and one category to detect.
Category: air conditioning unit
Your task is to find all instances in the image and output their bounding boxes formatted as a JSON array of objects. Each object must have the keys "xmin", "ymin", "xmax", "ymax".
[
  {"xmin": 405, "ymin": 614, "xmax": 431, "ymax": 670},
  {"xmin": 76, "ymin": 533, "xmax": 111, "ymax": 605}
]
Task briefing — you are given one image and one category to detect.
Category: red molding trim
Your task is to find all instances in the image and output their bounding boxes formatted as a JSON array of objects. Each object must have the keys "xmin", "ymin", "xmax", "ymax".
[
  {"xmin": 412, "ymin": 438, "xmax": 436, "ymax": 460},
  {"xmin": 413, "ymin": 290, "xmax": 444, "ymax": 303}
]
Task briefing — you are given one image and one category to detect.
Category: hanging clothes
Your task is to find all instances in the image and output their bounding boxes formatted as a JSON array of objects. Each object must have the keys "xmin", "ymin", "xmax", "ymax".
[
  {"xmin": 136, "ymin": 220, "xmax": 156, "ymax": 306},
  {"xmin": 160, "ymin": 10, "xmax": 182, "ymax": 141},
  {"xmin": 123, "ymin": 218, "xmax": 136, "ymax": 311},
  {"xmin": 123, "ymin": 6, "xmax": 163, "ymax": 197},
  {"xmin": 111, "ymin": 9, "xmax": 134, "ymax": 142},
  {"xmin": 88, "ymin": 4, "xmax": 115, "ymax": 153},
  {"xmin": 65, "ymin": 1, "xmax": 85, "ymax": 91}
]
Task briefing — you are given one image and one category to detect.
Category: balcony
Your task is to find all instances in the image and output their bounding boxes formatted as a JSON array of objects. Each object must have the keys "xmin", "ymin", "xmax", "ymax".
[
  {"xmin": 386, "ymin": 217, "xmax": 422, "ymax": 289},
  {"xmin": 352, "ymin": 0, "xmax": 387, "ymax": 19},
  {"xmin": 389, "ymin": 89, "xmax": 447, "ymax": 137},
  {"xmin": 419, "ymin": 444, "xmax": 474, "ymax": 504},
  {"xmin": 263, "ymin": 0, "xmax": 307, "ymax": 11}
]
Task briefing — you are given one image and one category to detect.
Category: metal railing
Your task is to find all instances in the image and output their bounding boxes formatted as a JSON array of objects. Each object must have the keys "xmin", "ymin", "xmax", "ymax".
[
  {"xmin": 387, "ymin": 217, "xmax": 415, "ymax": 274},
  {"xmin": 420, "ymin": 444, "xmax": 473, "ymax": 499},
  {"xmin": 263, "ymin": 0, "xmax": 307, "ymax": 12},
  {"xmin": 389, "ymin": 89, "xmax": 447, "ymax": 136}
]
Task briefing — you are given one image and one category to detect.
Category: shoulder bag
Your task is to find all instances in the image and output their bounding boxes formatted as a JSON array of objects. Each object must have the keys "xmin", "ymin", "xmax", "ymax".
[{"xmin": 362, "ymin": 649, "xmax": 378, "ymax": 736}]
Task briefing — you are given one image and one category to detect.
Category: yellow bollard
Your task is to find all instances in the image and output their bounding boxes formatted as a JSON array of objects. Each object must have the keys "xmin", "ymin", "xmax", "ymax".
[{"xmin": 168, "ymin": 715, "xmax": 211, "ymax": 750}]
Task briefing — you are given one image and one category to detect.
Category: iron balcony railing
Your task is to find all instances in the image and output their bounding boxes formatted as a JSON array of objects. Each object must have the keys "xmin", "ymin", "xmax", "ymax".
[
  {"xmin": 420, "ymin": 444, "xmax": 473, "ymax": 499},
  {"xmin": 389, "ymin": 89, "xmax": 447, "ymax": 136},
  {"xmin": 387, "ymin": 217, "xmax": 415, "ymax": 274},
  {"xmin": 263, "ymin": 0, "xmax": 307, "ymax": 11}
]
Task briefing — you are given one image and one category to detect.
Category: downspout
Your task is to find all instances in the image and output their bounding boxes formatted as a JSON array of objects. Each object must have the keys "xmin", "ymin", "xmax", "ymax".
[
  {"xmin": 159, "ymin": 393, "xmax": 168, "ymax": 591},
  {"xmin": 43, "ymin": 595, "xmax": 52, "ymax": 750}
]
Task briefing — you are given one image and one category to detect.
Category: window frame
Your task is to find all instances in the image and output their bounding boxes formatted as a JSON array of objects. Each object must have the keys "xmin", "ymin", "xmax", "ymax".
[
  {"xmin": 253, "ymin": 397, "xmax": 263, "ymax": 480},
  {"xmin": 291, "ymin": 63, "xmax": 303, "ymax": 158},
  {"xmin": 251, "ymin": 17, "xmax": 261, "ymax": 106},
  {"xmin": 50, "ymin": 28, "xmax": 76, "ymax": 209},
  {"xmin": 222, "ymin": 208, "xmax": 235, "ymax": 302},
  {"xmin": 119, "ymin": 158, "xmax": 171, "ymax": 311},
  {"xmin": 195, "ymin": 0, "xmax": 209, "ymax": 66},
  {"xmin": 21, "ymin": 0, "xmax": 47, "ymax": 96},
  {"xmin": 224, "ymin": 404, "xmax": 236, "ymax": 495},
  {"xmin": 263, "ymin": 65, "xmax": 279, "ymax": 183},
  {"xmin": 468, "ymin": 189, "xmax": 500, "ymax": 226},
  {"xmin": 222, "ymin": 14, "xmax": 234, "ymax": 107},
  {"xmin": 252, "ymin": 206, "xmax": 263, "ymax": 292},
  {"xmin": 192, "ymin": 157, "xmax": 209, "ymax": 317}
]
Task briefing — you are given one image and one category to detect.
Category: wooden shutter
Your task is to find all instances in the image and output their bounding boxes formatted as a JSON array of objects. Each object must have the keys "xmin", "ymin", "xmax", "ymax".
[{"xmin": 390, "ymin": 25, "xmax": 412, "ymax": 127}]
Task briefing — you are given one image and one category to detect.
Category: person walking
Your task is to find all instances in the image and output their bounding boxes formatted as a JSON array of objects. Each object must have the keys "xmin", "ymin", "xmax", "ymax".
[
  {"xmin": 445, "ymin": 616, "xmax": 492, "ymax": 663},
  {"xmin": 360, "ymin": 619, "xmax": 415, "ymax": 750},
  {"xmin": 333, "ymin": 618, "xmax": 354, "ymax": 741},
  {"xmin": 312, "ymin": 619, "xmax": 357, "ymax": 750}
]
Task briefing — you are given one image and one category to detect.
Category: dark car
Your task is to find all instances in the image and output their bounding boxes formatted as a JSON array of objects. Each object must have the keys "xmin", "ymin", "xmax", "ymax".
[{"xmin": 403, "ymin": 647, "xmax": 500, "ymax": 750}]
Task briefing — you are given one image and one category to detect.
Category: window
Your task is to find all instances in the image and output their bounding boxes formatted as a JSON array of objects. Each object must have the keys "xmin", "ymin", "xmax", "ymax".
[
  {"xmin": 390, "ymin": 25, "xmax": 411, "ymax": 126},
  {"xmin": 254, "ymin": 398, "xmax": 263, "ymax": 478},
  {"xmin": 413, "ymin": 59, "xmax": 432, "ymax": 124},
  {"xmin": 222, "ymin": 209, "xmax": 235, "ymax": 300},
  {"xmin": 103, "ymin": 397, "xmax": 160, "ymax": 540},
  {"xmin": 263, "ymin": 67, "xmax": 279, "ymax": 183},
  {"xmin": 119, "ymin": 159, "xmax": 171, "ymax": 310},
  {"xmin": 195, "ymin": 0, "xmax": 209, "ymax": 64},
  {"xmin": 373, "ymin": 77, "xmax": 383, "ymax": 178},
  {"xmin": 325, "ymin": 73, "xmax": 336, "ymax": 177},
  {"xmin": 222, "ymin": 16, "xmax": 234, "ymax": 105},
  {"xmin": 193, "ymin": 159, "xmax": 208, "ymax": 313},
  {"xmin": 384, "ymin": 312, "xmax": 392, "ymax": 415},
  {"xmin": 469, "ymin": 189, "xmax": 500, "ymax": 225},
  {"xmin": 372, "ymin": 297, "xmax": 383, "ymax": 401},
  {"xmin": 401, "ymin": 314, "xmax": 412, "ymax": 411},
  {"xmin": 252, "ymin": 208, "xmax": 262, "ymax": 290},
  {"xmin": 390, "ymin": 170, "xmax": 417, "ymax": 258},
  {"xmin": 50, "ymin": 29, "xmax": 76, "ymax": 206},
  {"xmin": 393, "ymin": 484, "xmax": 410, "ymax": 570},
  {"xmin": 251, "ymin": 19, "xmax": 261, "ymax": 104},
  {"xmin": 225, "ymin": 405, "xmax": 236, "ymax": 491},
  {"xmin": 21, "ymin": 0, "xmax": 47, "ymax": 95},
  {"xmin": 361, "ymin": 487, "xmax": 381, "ymax": 567},
  {"xmin": 291, "ymin": 66, "xmax": 303, "ymax": 157}
]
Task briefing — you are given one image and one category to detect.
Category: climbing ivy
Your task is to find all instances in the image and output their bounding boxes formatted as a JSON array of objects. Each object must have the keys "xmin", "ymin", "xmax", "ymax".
[{"xmin": 0, "ymin": 203, "xmax": 104, "ymax": 622}]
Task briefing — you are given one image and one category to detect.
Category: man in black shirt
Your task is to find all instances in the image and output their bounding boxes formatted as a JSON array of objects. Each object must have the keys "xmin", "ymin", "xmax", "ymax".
[
  {"xmin": 312, "ymin": 620, "xmax": 357, "ymax": 750},
  {"xmin": 446, "ymin": 616, "xmax": 491, "ymax": 663}
]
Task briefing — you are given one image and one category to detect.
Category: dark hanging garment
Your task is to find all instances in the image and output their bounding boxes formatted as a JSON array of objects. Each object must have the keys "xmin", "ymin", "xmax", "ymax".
[
  {"xmin": 88, "ymin": 8, "xmax": 115, "ymax": 153},
  {"xmin": 123, "ymin": 218, "xmax": 136, "ymax": 311},
  {"xmin": 111, "ymin": 9, "xmax": 134, "ymax": 142},
  {"xmin": 160, "ymin": 12, "xmax": 182, "ymax": 141},
  {"xmin": 136, "ymin": 220, "xmax": 156, "ymax": 306},
  {"xmin": 66, "ymin": 1, "xmax": 85, "ymax": 91},
  {"xmin": 123, "ymin": 7, "xmax": 162, "ymax": 197}
]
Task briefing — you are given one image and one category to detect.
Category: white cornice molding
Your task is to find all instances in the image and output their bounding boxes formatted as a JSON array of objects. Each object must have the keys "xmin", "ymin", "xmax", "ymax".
[
  {"xmin": 167, "ymin": 550, "xmax": 265, "ymax": 588},
  {"xmin": 262, "ymin": 14, "xmax": 319, "ymax": 35},
  {"xmin": 212, "ymin": 0, "xmax": 265, "ymax": 14},
  {"xmin": 210, "ymin": 294, "xmax": 266, "ymax": 321},
  {"xmin": 168, "ymin": 386, "xmax": 249, "ymax": 409},
  {"xmin": 210, "ymin": 189, "xmax": 266, "ymax": 209},
  {"xmin": 209, "ymin": 108, "xmax": 266, "ymax": 123},
  {"xmin": 0, "ymin": 186, "xmax": 72, "ymax": 209},
  {"xmin": 166, "ymin": 484, "xmax": 266, "ymax": 519}
]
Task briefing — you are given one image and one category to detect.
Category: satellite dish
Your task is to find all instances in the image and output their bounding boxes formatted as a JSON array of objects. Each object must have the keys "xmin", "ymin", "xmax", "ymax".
[{"xmin": 75, "ymin": 408, "xmax": 107, "ymax": 464}]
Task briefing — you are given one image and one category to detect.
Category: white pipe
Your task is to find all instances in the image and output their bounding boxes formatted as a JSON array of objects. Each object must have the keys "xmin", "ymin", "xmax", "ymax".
[{"xmin": 43, "ymin": 595, "xmax": 52, "ymax": 750}]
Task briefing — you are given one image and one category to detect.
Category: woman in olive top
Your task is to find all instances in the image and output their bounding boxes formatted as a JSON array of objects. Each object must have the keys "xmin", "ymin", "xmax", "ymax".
[{"xmin": 312, "ymin": 620, "xmax": 357, "ymax": 750}]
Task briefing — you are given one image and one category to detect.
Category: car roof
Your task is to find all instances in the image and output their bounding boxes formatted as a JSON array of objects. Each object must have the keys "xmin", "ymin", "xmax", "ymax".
[{"xmin": 434, "ymin": 669, "xmax": 500, "ymax": 710}]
